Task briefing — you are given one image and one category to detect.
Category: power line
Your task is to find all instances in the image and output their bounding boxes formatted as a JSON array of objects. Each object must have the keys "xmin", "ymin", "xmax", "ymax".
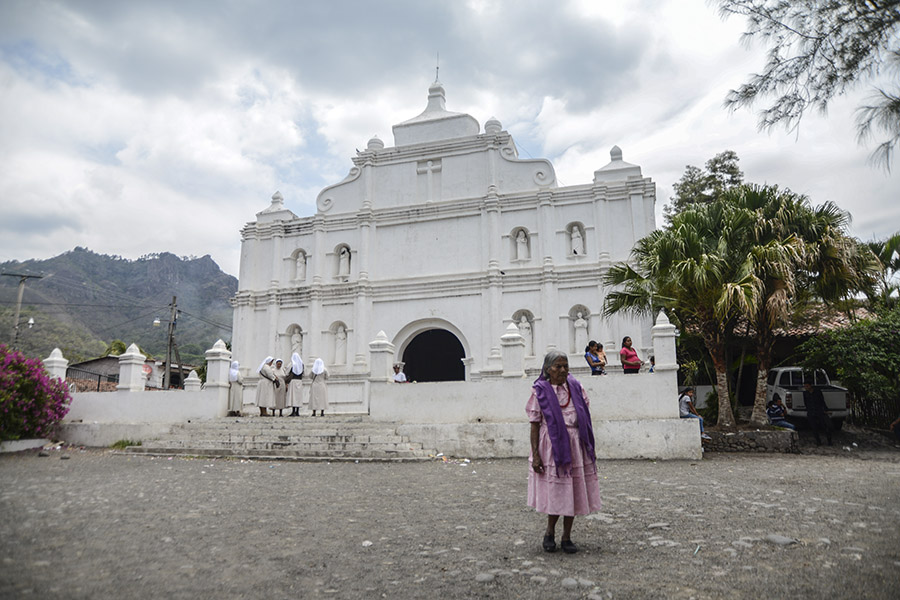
[
  {"xmin": 90, "ymin": 307, "xmax": 168, "ymax": 336},
  {"xmin": 178, "ymin": 309, "xmax": 233, "ymax": 331},
  {"xmin": 2, "ymin": 272, "xmax": 162, "ymax": 310},
  {"xmin": 0, "ymin": 300, "xmax": 170, "ymax": 309}
]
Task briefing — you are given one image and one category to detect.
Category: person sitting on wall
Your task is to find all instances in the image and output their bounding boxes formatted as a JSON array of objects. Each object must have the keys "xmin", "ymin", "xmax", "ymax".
[
  {"xmin": 766, "ymin": 397, "xmax": 796, "ymax": 430},
  {"xmin": 583, "ymin": 341, "xmax": 605, "ymax": 376},
  {"xmin": 393, "ymin": 363, "xmax": 408, "ymax": 383},
  {"xmin": 679, "ymin": 388, "xmax": 712, "ymax": 440}
]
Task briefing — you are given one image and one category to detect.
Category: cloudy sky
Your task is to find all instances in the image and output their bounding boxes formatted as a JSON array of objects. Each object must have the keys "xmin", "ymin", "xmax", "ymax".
[{"xmin": 1, "ymin": 0, "xmax": 897, "ymax": 276}]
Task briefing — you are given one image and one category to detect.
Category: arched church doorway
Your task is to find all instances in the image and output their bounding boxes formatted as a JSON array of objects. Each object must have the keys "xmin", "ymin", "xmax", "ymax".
[{"xmin": 402, "ymin": 329, "xmax": 465, "ymax": 382}]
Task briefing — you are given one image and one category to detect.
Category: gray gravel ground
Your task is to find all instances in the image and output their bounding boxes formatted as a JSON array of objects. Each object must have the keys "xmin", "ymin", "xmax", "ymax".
[{"xmin": 1, "ymin": 432, "xmax": 898, "ymax": 599}]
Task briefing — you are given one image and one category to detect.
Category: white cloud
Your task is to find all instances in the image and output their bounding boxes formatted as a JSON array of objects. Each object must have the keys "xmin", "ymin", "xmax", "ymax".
[{"xmin": 0, "ymin": 0, "xmax": 897, "ymax": 277}]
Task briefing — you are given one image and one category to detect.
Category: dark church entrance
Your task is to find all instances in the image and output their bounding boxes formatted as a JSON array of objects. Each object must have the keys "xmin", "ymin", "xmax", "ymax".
[{"xmin": 401, "ymin": 329, "xmax": 465, "ymax": 382}]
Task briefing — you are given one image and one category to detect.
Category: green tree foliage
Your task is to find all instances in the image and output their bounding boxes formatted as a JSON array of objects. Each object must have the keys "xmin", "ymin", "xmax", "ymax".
[
  {"xmin": 604, "ymin": 201, "xmax": 759, "ymax": 428},
  {"xmin": 716, "ymin": 0, "xmax": 900, "ymax": 169},
  {"xmin": 104, "ymin": 340, "xmax": 128, "ymax": 356},
  {"xmin": 605, "ymin": 183, "xmax": 875, "ymax": 428},
  {"xmin": 664, "ymin": 150, "xmax": 743, "ymax": 223},
  {"xmin": 720, "ymin": 185, "xmax": 877, "ymax": 425},
  {"xmin": 0, "ymin": 307, "xmax": 107, "ymax": 362},
  {"xmin": 861, "ymin": 232, "xmax": 900, "ymax": 312},
  {"xmin": 800, "ymin": 306, "xmax": 900, "ymax": 408}
]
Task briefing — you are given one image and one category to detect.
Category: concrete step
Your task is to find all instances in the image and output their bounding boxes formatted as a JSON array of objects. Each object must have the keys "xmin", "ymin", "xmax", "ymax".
[
  {"xmin": 125, "ymin": 416, "xmax": 435, "ymax": 460},
  {"xmin": 123, "ymin": 447, "xmax": 430, "ymax": 461},
  {"xmin": 145, "ymin": 435, "xmax": 411, "ymax": 444},
  {"xmin": 140, "ymin": 440, "xmax": 422, "ymax": 451}
]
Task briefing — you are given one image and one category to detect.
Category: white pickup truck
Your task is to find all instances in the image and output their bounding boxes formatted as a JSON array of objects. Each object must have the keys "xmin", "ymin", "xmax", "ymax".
[{"xmin": 766, "ymin": 367, "xmax": 849, "ymax": 430}]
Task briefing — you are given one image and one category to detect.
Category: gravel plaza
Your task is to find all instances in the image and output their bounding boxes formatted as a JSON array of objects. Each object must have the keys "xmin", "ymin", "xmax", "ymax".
[{"xmin": 2, "ymin": 428, "xmax": 898, "ymax": 600}]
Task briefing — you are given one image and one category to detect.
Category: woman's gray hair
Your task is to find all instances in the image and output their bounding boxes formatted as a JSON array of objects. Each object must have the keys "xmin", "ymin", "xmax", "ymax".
[{"xmin": 540, "ymin": 349, "xmax": 568, "ymax": 380}]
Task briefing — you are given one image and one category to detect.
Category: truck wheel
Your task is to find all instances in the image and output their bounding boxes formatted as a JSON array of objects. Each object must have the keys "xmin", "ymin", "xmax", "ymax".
[{"xmin": 832, "ymin": 418, "xmax": 844, "ymax": 431}]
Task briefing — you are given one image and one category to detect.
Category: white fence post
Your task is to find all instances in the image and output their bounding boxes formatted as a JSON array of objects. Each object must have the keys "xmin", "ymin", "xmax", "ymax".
[
  {"xmin": 43, "ymin": 348, "xmax": 68, "ymax": 381},
  {"xmin": 204, "ymin": 339, "xmax": 232, "ymax": 389},
  {"xmin": 368, "ymin": 331, "xmax": 395, "ymax": 382},
  {"xmin": 651, "ymin": 310, "xmax": 678, "ymax": 372},
  {"xmin": 184, "ymin": 370, "xmax": 202, "ymax": 391},
  {"xmin": 117, "ymin": 343, "xmax": 146, "ymax": 392},
  {"xmin": 500, "ymin": 323, "xmax": 526, "ymax": 377}
]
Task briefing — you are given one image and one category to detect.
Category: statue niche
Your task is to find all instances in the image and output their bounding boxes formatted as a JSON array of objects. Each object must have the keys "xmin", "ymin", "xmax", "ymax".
[{"xmin": 512, "ymin": 228, "xmax": 531, "ymax": 261}]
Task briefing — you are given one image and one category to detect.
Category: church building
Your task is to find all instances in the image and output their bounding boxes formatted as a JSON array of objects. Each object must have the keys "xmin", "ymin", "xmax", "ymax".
[{"xmin": 231, "ymin": 80, "xmax": 656, "ymax": 399}]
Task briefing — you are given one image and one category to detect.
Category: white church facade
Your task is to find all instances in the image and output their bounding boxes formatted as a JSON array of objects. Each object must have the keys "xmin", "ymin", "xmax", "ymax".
[{"xmin": 231, "ymin": 80, "xmax": 657, "ymax": 395}]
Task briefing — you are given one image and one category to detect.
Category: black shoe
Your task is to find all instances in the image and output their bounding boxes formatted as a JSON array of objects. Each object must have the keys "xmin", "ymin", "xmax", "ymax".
[
  {"xmin": 542, "ymin": 535, "xmax": 557, "ymax": 553},
  {"xmin": 560, "ymin": 540, "xmax": 578, "ymax": 554}
]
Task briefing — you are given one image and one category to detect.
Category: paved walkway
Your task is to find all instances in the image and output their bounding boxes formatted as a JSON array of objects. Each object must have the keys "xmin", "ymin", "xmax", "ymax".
[{"xmin": 1, "ymin": 442, "xmax": 898, "ymax": 599}]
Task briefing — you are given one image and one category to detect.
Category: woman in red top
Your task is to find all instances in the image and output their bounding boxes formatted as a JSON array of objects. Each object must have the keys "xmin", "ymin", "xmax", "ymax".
[{"xmin": 619, "ymin": 336, "xmax": 643, "ymax": 374}]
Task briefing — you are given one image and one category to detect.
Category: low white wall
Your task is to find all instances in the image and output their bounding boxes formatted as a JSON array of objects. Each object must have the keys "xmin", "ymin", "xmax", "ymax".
[
  {"xmin": 369, "ymin": 373, "xmax": 680, "ymax": 423},
  {"xmin": 58, "ymin": 370, "xmax": 701, "ymax": 459},
  {"xmin": 241, "ymin": 377, "xmax": 369, "ymax": 414},
  {"xmin": 57, "ymin": 423, "xmax": 176, "ymax": 447},
  {"xmin": 376, "ymin": 371, "xmax": 699, "ymax": 460},
  {"xmin": 397, "ymin": 419, "xmax": 701, "ymax": 460},
  {"xmin": 65, "ymin": 388, "xmax": 228, "ymax": 423}
]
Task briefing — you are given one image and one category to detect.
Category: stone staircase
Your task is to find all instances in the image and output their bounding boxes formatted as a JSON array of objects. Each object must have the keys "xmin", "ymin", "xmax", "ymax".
[{"xmin": 123, "ymin": 415, "xmax": 435, "ymax": 461}]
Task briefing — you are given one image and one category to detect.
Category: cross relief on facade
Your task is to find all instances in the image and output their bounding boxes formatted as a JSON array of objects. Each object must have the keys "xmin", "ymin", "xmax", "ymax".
[{"xmin": 416, "ymin": 159, "xmax": 442, "ymax": 202}]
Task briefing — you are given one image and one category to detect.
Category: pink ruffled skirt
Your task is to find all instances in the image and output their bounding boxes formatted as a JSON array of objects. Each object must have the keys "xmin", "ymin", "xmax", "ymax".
[{"xmin": 527, "ymin": 422, "xmax": 602, "ymax": 516}]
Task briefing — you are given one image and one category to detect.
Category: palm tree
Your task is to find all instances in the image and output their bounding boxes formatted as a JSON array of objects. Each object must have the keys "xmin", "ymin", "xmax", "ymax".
[
  {"xmin": 603, "ymin": 202, "xmax": 759, "ymax": 429},
  {"xmin": 862, "ymin": 232, "xmax": 900, "ymax": 312},
  {"xmin": 721, "ymin": 185, "xmax": 877, "ymax": 426}
]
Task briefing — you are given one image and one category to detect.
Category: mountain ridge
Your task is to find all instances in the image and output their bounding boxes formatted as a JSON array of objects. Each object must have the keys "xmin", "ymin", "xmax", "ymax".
[{"xmin": 0, "ymin": 247, "xmax": 237, "ymax": 364}]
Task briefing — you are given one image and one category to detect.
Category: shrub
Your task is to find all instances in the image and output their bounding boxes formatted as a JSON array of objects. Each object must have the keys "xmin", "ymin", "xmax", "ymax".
[
  {"xmin": 0, "ymin": 344, "xmax": 72, "ymax": 441},
  {"xmin": 800, "ymin": 306, "xmax": 900, "ymax": 404},
  {"xmin": 109, "ymin": 439, "xmax": 140, "ymax": 450}
]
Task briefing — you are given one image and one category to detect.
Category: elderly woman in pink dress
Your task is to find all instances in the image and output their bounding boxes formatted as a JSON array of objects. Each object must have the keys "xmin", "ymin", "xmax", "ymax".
[{"xmin": 527, "ymin": 349, "xmax": 602, "ymax": 554}]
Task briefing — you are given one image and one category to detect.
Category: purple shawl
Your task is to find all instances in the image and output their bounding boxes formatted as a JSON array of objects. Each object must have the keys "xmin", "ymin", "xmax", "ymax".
[{"xmin": 533, "ymin": 374, "xmax": 596, "ymax": 474}]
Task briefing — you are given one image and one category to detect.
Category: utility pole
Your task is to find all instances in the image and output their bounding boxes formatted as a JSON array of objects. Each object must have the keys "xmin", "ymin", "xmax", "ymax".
[
  {"xmin": 162, "ymin": 295, "xmax": 184, "ymax": 389},
  {"xmin": 2, "ymin": 272, "xmax": 43, "ymax": 348}
]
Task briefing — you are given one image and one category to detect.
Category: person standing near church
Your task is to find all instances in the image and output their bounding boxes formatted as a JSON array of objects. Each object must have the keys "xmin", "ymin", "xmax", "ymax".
[
  {"xmin": 619, "ymin": 336, "xmax": 643, "ymax": 374},
  {"xmin": 272, "ymin": 359, "xmax": 287, "ymax": 416},
  {"xmin": 310, "ymin": 358, "xmax": 329, "ymax": 417},
  {"xmin": 393, "ymin": 363, "xmax": 408, "ymax": 383},
  {"xmin": 287, "ymin": 353, "xmax": 304, "ymax": 417},
  {"xmin": 255, "ymin": 356, "xmax": 278, "ymax": 416},
  {"xmin": 803, "ymin": 381, "xmax": 833, "ymax": 446},
  {"xmin": 227, "ymin": 361, "xmax": 243, "ymax": 417},
  {"xmin": 584, "ymin": 341, "xmax": 604, "ymax": 376},
  {"xmin": 527, "ymin": 350, "xmax": 601, "ymax": 554}
]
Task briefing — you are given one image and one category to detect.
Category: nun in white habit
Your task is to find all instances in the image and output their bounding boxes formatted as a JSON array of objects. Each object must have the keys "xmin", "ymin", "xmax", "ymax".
[
  {"xmin": 227, "ymin": 361, "xmax": 243, "ymax": 417},
  {"xmin": 287, "ymin": 353, "xmax": 304, "ymax": 417},
  {"xmin": 255, "ymin": 356, "xmax": 278, "ymax": 416},
  {"xmin": 309, "ymin": 358, "xmax": 329, "ymax": 417}
]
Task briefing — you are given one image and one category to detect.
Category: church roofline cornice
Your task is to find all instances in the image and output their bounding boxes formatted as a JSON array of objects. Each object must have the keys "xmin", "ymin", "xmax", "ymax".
[
  {"xmin": 232, "ymin": 259, "xmax": 630, "ymax": 307},
  {"xmin": 240, "ymin": 176, "xmax": 656, "ymax": 242},
  {"xmin": 349, "ymin": 131, "xmax": 514, "ymax": 167}
]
